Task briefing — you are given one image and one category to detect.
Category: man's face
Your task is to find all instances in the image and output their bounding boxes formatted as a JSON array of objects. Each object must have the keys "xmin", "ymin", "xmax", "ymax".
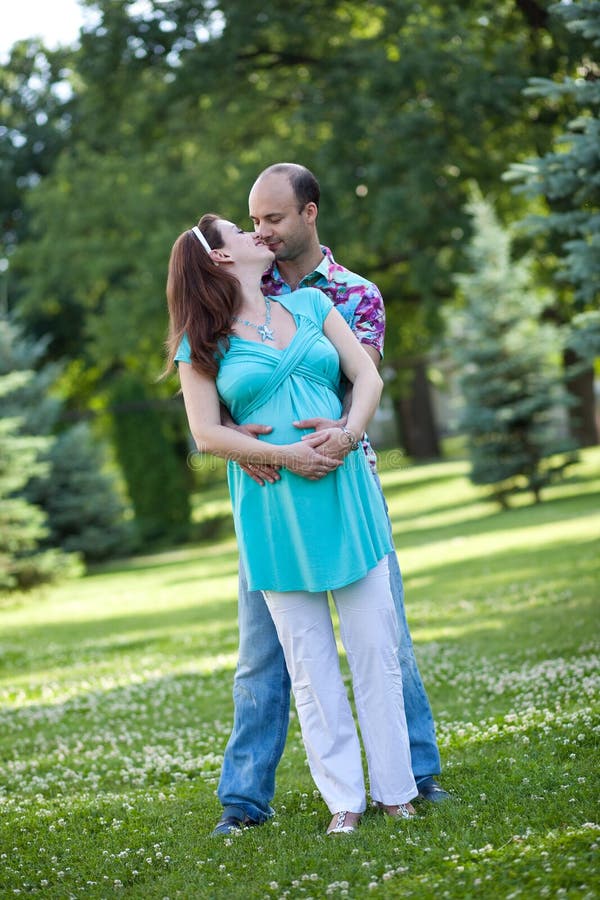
[{"xmin": 249, "ymin": 173, "xmax": 316, "ymax": 262}]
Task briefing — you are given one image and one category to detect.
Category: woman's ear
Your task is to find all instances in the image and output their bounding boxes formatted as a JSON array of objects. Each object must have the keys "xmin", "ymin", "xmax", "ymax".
[{"xmin": 210, "ymin": 248, "xmax": 233, "ymax": 265}]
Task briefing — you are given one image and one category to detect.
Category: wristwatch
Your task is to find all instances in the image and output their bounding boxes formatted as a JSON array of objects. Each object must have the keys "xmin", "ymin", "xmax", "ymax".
[{"xmin": 340, "ymin": 426, "xmax": 360, "ymax": 451}]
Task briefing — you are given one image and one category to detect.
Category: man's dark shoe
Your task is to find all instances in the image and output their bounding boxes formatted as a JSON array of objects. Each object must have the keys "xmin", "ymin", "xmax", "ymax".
[
  {"xmin": 211, "ymin": 805, "xmax": 260, "ymax": 836},
  {"xmin": 416, "ymin": 777, "xmax": 451, "ymax": 803}
]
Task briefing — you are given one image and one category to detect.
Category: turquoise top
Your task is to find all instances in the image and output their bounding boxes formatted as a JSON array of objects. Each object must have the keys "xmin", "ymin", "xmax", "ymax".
[{"xmin": 175, "ymin": 288, "xmax": 392, "ymax": 592}]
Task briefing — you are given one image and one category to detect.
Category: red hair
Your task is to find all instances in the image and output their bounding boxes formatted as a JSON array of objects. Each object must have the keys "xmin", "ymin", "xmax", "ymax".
[{"xmin": 164, "ymin": 214, "xmax": 241, "ymax": 377}]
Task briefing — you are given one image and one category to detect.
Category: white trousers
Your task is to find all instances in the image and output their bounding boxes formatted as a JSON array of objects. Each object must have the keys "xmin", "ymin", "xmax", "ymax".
[{"xmin": 263, "ymin": 558, "xmax": 417, "ymax": 814}]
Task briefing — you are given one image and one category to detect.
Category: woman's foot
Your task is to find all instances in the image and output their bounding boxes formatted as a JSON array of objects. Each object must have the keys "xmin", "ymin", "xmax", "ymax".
[
  {"xmin": 326, "ymin": 810, "xmax": 362, "ymax": 834},
  {"xmin": 375, "ymin": 801, "xmax": 417, "ymax": 819}
]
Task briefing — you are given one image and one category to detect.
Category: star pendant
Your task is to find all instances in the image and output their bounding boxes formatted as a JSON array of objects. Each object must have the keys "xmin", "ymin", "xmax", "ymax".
[{"xmin": 257, "ymin": 324, "xmax": 275, "ymax": 342}]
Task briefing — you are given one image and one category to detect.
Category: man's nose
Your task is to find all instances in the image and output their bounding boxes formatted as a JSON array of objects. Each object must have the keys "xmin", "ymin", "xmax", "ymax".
[{"xmin": 257, "ymin": 222, "xmax": 272, "ymax": 239}]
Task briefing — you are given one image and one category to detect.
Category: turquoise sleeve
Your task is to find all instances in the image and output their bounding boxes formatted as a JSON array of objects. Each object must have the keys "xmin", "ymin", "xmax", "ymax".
[
  {"xmin": 174, "ymin": 333, "xmax": 191, "ymax": 367},
  {"xmin": 282, "ymin": 287, "xmax": 333, "ymax": 326},
  {"xmin": 308, "ymin": 287, "xmax": 334, "ymax": 326}
]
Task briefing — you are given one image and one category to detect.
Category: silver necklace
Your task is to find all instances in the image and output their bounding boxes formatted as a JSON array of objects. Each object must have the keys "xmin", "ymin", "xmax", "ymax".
[{"xmin": 233, "ymin": 296, "xmax": 275, "ymax": 342}]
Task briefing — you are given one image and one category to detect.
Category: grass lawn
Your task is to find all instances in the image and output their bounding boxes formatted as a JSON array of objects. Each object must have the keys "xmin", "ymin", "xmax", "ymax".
[{"xmin": 1, "ymin": 448, "xmax": 599, "ymax": 899}]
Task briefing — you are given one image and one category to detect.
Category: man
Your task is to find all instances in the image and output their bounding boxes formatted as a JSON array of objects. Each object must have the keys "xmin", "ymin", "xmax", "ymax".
[{"xmin": 212, "ymin": 163, "xmax": 449, "ymax": 836}]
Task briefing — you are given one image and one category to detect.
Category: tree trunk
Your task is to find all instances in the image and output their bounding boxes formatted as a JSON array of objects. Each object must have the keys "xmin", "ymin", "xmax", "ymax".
[
  {"xmin": 392, "ymin": 360, "xmax": 441, "ymax": 460},
  {"xmin": 564, "ymin": 347, "xmax": 599, "ymax": 447}
]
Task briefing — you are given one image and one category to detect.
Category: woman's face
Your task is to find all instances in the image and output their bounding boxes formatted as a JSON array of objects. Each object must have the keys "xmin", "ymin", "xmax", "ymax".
[{"xmin": 217, "ymin": 220, "xmax": 274, "ymax": 266}]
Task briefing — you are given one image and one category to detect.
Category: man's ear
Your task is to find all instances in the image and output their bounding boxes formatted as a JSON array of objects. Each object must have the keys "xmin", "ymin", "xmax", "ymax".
[{"xmin": 304, "ymin": 202, "xmax": 319, "ymax": 225}]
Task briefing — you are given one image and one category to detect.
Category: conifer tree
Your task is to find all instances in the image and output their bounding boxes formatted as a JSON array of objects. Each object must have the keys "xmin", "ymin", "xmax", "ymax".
[
  {"xmin": 0, "ymin": 371, "xmax": 78, "ymax": 590},
  {"xmin": 448, "ymin": 195, "xmax": 575, "ymax": 506},
  {"xmin": 28, "ymin": 422, "xmax": 134, "ymax": 561},
  {"xmin": 506, "ymin": 0, "xmax": 600, "ymax": 445},
  {"xmin": 0, "ymin": 316, "xmax": 131, "ymax": 565}
]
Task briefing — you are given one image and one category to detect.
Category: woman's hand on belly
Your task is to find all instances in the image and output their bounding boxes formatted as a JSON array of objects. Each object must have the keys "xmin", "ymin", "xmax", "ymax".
[
  {"xmin": 299, "ymin": 425, "xmax": 354, "ymax": 461},
  {"xmin": 281, "ymin": 440, "xmax": 343, "ymax": 480}
]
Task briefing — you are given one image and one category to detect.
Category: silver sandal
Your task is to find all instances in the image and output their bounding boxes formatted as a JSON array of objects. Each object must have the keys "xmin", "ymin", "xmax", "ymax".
[{"xmin": 327, "ymin": 810, "xmax": 361, "ymax": 834}]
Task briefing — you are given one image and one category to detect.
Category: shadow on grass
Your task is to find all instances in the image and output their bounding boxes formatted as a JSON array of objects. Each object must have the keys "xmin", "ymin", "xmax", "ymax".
[
  {"xmin": 380, "ymin": 467, "xmax": 467, "ymax": 494},
  {"xmin": 403, "ymin": 533, "xmax": 598, "ymax": 606},
  {"xmin": 0, "ymin": 595, "xmax": 240, "ymax": 676},
  {"xmin": 89, "ymin": 540, "xmax": 239, "ymax": 578},
  {"xmin": 391, "ymin": 488, "xmax": 599, "ymax": 550}
]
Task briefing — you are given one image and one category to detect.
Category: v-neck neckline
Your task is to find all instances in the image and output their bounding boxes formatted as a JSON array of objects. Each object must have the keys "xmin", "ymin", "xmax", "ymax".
[{"xmin": 230, "ymin": 298, "xmax": 300, "ymax": 352}]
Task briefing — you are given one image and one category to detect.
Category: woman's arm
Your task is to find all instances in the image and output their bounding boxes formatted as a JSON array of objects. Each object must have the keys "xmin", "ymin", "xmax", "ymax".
[
  {"xmin": 301, "ymin": 307, "xmax": 383, "ymax": 457},
  {"xmin": 178, "ymin": 362, "xmax": 341, "ymax": 479},
  {"xmin": 325, "ymin": 310, "xmax": 383, "ymax": 439}
]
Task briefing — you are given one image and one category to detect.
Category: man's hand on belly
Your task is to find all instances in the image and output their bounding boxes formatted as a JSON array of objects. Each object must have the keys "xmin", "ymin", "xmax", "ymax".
[{"xmin": 231, "ymin": 422, "xmax": 281, "ymax": 485}]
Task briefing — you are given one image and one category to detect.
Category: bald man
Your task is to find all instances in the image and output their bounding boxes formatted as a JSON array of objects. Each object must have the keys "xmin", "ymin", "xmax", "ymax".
[{"xmin": 212, "ymin": 164, "xmax": 450, "ymax": 836}]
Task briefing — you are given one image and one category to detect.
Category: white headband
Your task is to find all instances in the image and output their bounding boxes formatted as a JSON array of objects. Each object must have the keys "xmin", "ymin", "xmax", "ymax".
[{"xmin": 192, "ymin": 225, "xmax": 212, "ymax": 254}]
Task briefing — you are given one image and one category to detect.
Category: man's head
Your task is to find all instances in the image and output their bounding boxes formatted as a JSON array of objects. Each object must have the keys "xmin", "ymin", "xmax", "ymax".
[{"xmin": 249, "ymin": 163, "xmax": 320, "ymax": 263}]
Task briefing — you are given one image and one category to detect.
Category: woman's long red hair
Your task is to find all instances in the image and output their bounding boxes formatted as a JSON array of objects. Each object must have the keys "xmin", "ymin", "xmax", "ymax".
[{"xmin": 164, "ymin": 214, "xmax": 241, "ymax": 378}]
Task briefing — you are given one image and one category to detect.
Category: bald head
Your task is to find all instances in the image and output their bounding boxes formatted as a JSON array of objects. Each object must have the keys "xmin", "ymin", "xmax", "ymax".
[{"xmin": 252, "ymin": 163, "xmax": 320, "ymax": 213}]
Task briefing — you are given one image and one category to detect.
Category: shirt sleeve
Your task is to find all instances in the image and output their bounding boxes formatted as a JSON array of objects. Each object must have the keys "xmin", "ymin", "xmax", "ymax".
[
  {"xmin": 351, "ymin": 283, "xmax": 385, "ymax": 358},
  {"xmin": 174, "ymin": 333, "xmax": 191, "ymax": 367}
]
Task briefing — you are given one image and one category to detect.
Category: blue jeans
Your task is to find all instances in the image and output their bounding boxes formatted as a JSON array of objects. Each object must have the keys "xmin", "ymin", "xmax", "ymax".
[{"xmin": 217, "ymin": 475, "xmax": 441, "ymax": 822}]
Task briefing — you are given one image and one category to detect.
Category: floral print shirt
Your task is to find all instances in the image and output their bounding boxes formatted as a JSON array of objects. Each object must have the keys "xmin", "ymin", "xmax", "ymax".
[{"xmin": 261, "ymin": 246, "xmax": 385, "ymax": 471}]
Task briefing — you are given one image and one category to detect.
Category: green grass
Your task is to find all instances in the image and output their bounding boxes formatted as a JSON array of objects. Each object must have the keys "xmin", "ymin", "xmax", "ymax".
[{"xmin": 1, "ymin": 449, "xmax": 599, "ymax": 899}]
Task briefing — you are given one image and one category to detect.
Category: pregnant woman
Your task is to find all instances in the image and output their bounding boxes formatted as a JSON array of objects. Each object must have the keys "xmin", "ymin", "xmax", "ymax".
[{"xmin": 164, "ymin": 215, "xmax": 417, "ymax": 834}]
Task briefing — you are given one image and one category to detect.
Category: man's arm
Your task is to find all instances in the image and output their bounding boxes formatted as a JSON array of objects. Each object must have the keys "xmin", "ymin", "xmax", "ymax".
[{"xmin": 220, "ymin": 403, "xmax": 281, "ymax": 486}]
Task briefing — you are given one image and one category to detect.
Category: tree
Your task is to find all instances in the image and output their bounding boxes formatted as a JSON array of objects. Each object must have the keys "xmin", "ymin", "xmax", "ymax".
[
  {"xmin": 109, "ymin": 372, "xmax": 192, "ymax": 544},
  {"xmin": 0, "ymin": 370, "xmax": 79, "ymax": 591},
  {"xmin": 0, "ymin": 40, "xmax": 73, "ymax": 261},
  {"xmin": 4, "ymin": 0, "xmax": 587, "ymax": 461},
  {"xmin": 27, "ymin": 422, "xmax": 134, "ymax": 562},
  {"xmin": 0, "ymin": 315, "xmax": 132, "ymax": 564},
  {"xmin": 447, "ymin": 194, "xmax": 575, "ymax": 506},
  {"xmin": 505, "ymin": 0, "xmax": 600, "ymax": 446}
]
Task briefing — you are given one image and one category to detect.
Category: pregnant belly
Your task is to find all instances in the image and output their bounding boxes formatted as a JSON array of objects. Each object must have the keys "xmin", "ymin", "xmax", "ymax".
[{"xmin": 238, "ymin": 386, "xmax": 342, "ymax": 445}]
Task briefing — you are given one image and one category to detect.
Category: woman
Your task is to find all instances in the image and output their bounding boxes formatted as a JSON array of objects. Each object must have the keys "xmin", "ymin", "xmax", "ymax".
[{"xmin": 165, "ymin": 214, "xmax": 417, "ymax": 833}]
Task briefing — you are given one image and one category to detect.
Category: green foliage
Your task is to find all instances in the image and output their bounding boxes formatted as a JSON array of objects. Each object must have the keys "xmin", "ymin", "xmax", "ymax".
[
  {"xmin": 26, "ymin": 422, "xmax": 134, "ymax": 562},
  {"xmin": 0, "ymin": 315, "xmax": 131, "ymax": 566},
  {"xmin": 109, "ymin": 372, "xmax": 192, "ymax": 544},
  {"xmin": 0, "ymin": 371, "xmax": 78, "ymax": 591},
  {"xmin": 505, "ymin": 0, "xmax": 600, "ymax": 308},
  {"xmin": 9, "ymin": 0, "xmax": 584, "ymax": 376},
  {"xmin": 0, "ymin": 317, "xmax": 61, "ymax": 429},
  {"xmin": 567, "ymin": 309, "xmax": 600, "ymax": 368},
  {"xmin": 1, "ymin": 0, "xmax": 594, "ymax": 472},
  {"xmin": 447, "ymin": 194, "xmax": 576, "ymax": 505},
  {"xmin": 0, "ymin": 40, "xmax": 72, "ymax": 256}
]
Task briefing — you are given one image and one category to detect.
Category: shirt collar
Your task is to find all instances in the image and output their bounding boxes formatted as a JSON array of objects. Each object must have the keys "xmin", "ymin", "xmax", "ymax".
[{"xmin": 265, "ymin": 245, "xmax": 344, "ymax": 288}]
